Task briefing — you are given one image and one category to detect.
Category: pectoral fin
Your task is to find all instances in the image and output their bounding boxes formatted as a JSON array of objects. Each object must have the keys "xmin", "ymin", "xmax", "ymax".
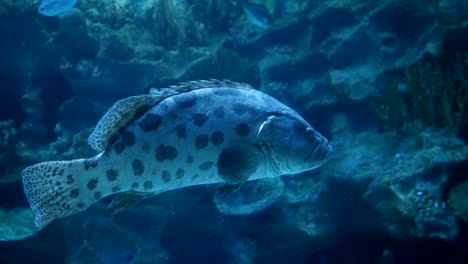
[
  {"xmin": 216, "ymin": 183, "xmax": 244, "ymax": 199},
  {"xmin": 217, "ymin": 144, "xmax": 260, "ymax": 184},
  {"xmin": 106, "ymin": 191, "xmax": 160, "ymax": 214}
]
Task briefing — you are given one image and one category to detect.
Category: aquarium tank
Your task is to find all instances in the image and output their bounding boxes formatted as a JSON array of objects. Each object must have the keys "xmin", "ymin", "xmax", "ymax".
[{"xmin": 1, "ymin": 0, "xmax": 468, "ymax": 263}]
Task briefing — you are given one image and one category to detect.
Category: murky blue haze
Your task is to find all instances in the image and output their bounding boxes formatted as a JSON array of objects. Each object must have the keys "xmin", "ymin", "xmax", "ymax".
[{"xmin": 0, "ymin": 0, "xmax": 468, "ymax": 263}]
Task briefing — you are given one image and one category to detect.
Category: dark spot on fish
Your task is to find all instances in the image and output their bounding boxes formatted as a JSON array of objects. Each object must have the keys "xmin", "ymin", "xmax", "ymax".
[
  {"xmin": 132, "ymin": 159, "xmax": 144, "ymax": 176},
  {"xmin": 169, "ymin": 111, "xmax": 178, "ymax": 120},
  {"xmin": 84, "ymin": 159, "xmax": 98, "ymax": 171},
  {"xmin": 87, "ymin": 179, "xmax": 98, "ymax": 190},
  {"xmin": 174, "ymin": 124, "xmax": 186, "ymax": 138},
  {"xmin": 192, "ymin": 174, "xmax": 199, "ymax": 181},
  {"xmin": 112, "ymin": 186, "xmax": 121, "ymax": 192},
  {"xmin": 134, "ymin": 104, "xmax": 151, "ymax": 118},
  {"xmin": 176, "ymin": 168, "xmax": 185, "ymax": 179},
  {"xmin": 186, "ymin": 155, "xmax": 194, "ymax": 164},
  {"xmin": 199, "ymin": 161, "xmax": 214, "ymax": 171},
  {"xmin": 210, "ymin": 131, "xmax": 224, "ymax": 146},
  {"xmin": 235, "ymin": 123, "xmax": 251, "ymax": 137},
  {"xmin": 94, "ymin": 192, "xmax": 102, "ymax": 199},
  {"xmin": 213, "ymin": 106, "xmax": 225, "ymax": 118},
  {"xmin": 70, "ymin": 188, "xmax": 80, "ymax": 198},
  {"xmin": 174, "ymin": 95, "xmax": 197, "ymax": 108},
  {"xmin": 233, "ymin": 103, "xmax": 249, "ymax": 115},
  {"xmin": 192, "ymin": 113, "xmax": 208, "ymax": 127},
  {"xmin": 213, "ymin": 88, "xmax": 241, "ymax": 97},
  {"xmin": 195, "ymin": 134, "xmax": 209, "ymax": 150},
  {"xmin": 131, "ymin": 182, "xmax": 139, "ymax": 189},
  {"xmin": 114, "ymin": 140, "xmax": 126, "ymax": 155},
  {"xmin": 139, "ymin": 113, "xmax": 163, "ymax": 132},
  {"xmin": 162, "ymin": 170, "xmax": 171, "ymax": 182},
  {"xmin": 144, "ymin": 181, "xmax": 153, "ymax": 190},
  {"xmin": 66, "ymin": 175, "xmax": 75, "ymax": 184},
  {"xmin": 122, "ymin": 131, "xmax": 135, "ymax": 147},
  {"xmin": 107, "ymin": 133, "xmax": 120, "ymax": 148},
  {"xmin": 58, "ymin": 169, "xmax": 64, "ymax": 176},
  {"xmin": 106, "ymin": 169, "xmax": 119, "ymax": 182},
  {"xmin": 234, "ymin": 103, "xmax": 257, "ymax": 116},
  {"xmin": 142, "ymin": 142, "xmax": 151, "ymax": 153},
  {"xmin": 77, "ymin": 202, "xmax": 85, "ymax": 208},
  {"xmin": 155, "ymin": 144, "xmax": 179, "ymax": 162}
]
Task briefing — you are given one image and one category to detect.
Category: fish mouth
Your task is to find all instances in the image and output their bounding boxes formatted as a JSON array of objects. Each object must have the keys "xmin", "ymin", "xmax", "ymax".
[{"xmin": 305, "ymin": 141, "xmax": 334, "ymax": 163}]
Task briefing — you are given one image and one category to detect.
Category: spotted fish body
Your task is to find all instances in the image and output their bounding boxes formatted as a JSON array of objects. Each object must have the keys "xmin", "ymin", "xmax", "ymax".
[{"xmin": 22, "ymin": 80, "xmax": 333, "ymax": 227}]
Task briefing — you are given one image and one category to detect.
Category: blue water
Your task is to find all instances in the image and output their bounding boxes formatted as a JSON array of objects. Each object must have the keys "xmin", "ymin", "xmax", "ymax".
[{"xmin": 1, "ymin": 1, "xmax": 468, "ymax": 263}]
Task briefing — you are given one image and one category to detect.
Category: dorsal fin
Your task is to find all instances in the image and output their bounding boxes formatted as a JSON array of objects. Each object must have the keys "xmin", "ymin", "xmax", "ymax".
[
  {"xmin": 149, "ymin": 79, "xmax": 254, "ymax": 96},
  {"xmin": 89, "ymin": 80, "xmax": 254, "ymax": 152},
  {"xmin": 88, "ymin": 95, "xmax": 157, "ymax": 152}
]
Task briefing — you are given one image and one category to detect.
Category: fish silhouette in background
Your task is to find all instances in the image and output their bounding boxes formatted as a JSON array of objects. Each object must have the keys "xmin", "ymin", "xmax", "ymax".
[
  {"xmin": 241, "ymin": 0, "xmax": 287, "ymax": 29},
  {"xmin": 241, "ymin": 2, "xmax": 274, "ymax": 29},
  {"xmin": 37, "ymin": 0, "xmax": 78, "ymax": 17}
]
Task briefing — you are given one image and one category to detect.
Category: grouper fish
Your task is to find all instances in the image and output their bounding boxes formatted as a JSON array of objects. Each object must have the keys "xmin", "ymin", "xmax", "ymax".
[{"xmin": 22, "ymin": 80, "xmax": 333, "ymax": 227}]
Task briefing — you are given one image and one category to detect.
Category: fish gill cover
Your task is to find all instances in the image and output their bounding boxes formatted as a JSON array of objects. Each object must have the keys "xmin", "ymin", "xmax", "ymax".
[{"xmin": 0, "ymin": 0, "xmax": 468, "ymax": 263}]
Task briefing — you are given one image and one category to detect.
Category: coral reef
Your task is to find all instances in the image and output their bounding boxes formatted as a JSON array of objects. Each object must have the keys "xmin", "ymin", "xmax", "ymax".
[
  {"xmin": 437, "ymin": 0, "xmax": 468, "ymax": 28},
  {"xmin": 0, "ymin": 207, "xmax": 37, "ymax": 241},
  {"xmin": 320, "ymin": 111, "xmax": 468, "ymax": 241},
  {"xmin": 406, "ymin": 54, "xmax": 468, "ymax": 133},
  {"xmin": 0, "ymin": 120, "xmax": 17, "ymax": 159},
  {"xmin": 1, "ymin": 0, "xmax": 468, "ymax": 262},
  {"xmin": 364, "ymin": 172, "xmax": 458, "ymax": 241},
  {"xmin": 294, "ymin": 201, "xmax": 337, "ymax": 238},
  {"xmin": 0, "ymin": 120, "xmax": 20, "ymax": 183},
  {"xmin": 0, "ymin": 0, "xmax": 36, "ymax": 14},
  {"xmin": 373, "ymin": 53, "xmax": 468, "ymax": 134},
  {"xmin": 213, "ymin": 178, "xmax": 284, "ymax": 216}
]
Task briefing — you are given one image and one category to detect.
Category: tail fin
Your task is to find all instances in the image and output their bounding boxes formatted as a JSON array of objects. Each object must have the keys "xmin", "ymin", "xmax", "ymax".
[{"xmin": 22, "ymin": 159, "xmax": 91, "ymax": 228}]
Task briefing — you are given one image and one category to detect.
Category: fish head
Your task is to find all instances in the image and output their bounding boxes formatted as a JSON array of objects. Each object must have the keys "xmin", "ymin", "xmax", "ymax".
[{"xmin": 257, "ymin": 114, "xmax": 333, "ymax": 174}]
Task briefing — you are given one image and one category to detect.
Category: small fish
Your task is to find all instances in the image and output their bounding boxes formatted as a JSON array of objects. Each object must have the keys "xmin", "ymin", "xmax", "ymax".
[
  {"xmin": 241, "ymin": 2, "xmax": 273, "ymax": 29},
  {"xmin": 22, "ymin": 80, "xmax": 333, "ymax": 227},
  {"xmin": 38, "ymin": 0, "xmax": 78, "ymax": 17}
]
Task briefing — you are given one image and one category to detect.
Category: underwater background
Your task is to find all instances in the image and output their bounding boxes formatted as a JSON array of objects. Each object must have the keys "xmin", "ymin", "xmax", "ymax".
[{"xmin": 1, "ymin": 0, "xmax": 468, "ymax": 263}]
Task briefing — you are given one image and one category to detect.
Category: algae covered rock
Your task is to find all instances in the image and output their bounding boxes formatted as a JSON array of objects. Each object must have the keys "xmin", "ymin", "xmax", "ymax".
[
  {"xmin": 0, "ymin": 207, "xmax": 38, "ymax": 241},
  {"xmin": 364, "ymin": 174, "xmax": 458, "ymax": 241},
  {"xmin": 323, "ymin": 125, "xmax": 468, "ymax": 241},
  {"xmin": 295, "ymin": 201, "xmax": 337, "ymax": 238},
  {"xmin": 0, "ymin": 0, "xmax": 36, "ymax": 14}
]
